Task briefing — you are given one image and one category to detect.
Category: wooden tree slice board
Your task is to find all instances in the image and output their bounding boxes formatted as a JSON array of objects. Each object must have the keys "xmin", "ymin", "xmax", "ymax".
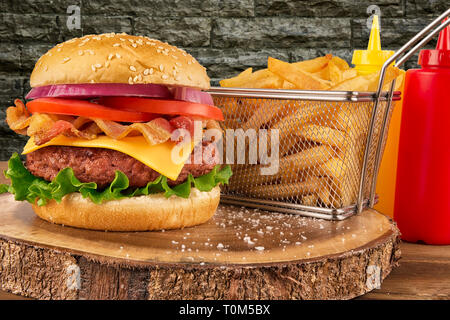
[{"xmin": 0, "ymin": 193, "xmax": 400, "ymax": 300}]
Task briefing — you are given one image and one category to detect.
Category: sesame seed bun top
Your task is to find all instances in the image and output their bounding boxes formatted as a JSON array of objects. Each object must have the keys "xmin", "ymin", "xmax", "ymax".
[{"xmin": 30, "ymin": 33, "xmax": 210, "ymax": 90}]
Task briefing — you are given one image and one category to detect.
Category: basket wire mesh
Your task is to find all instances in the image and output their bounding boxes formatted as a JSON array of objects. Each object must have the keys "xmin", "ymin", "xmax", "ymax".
[
  {"xmin": 210, "ymin": 89, "xmax": 395, "ymax": 220},
  {"xmin": 210, "ymin": 9, "xmax": 450, "ymax": 220}
]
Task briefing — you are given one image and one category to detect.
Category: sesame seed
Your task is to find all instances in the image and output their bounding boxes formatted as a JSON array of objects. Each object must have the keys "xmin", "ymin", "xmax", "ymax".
[
  {"xmin": 161, "ymin": 74, "xmax": 169, "ymax": 79},
  {"xmin": 172, "ymin": 55, "xmax": 178, "ymax": 59},
  {"xmin": 108, "ymin": 53, "xmax": 114, "ymax": 60},
  {"xmin": 149, "ymin": 68, "xmax": 154, "ymax": 74},
  {"xmin": 95, "ymin": 63, "xmax": 102, "ymax": 68},
  {"xmin": 173, "ymin": 70, "xmax": 177, "ymax": 77},
  {"xmin": 129, "ymin": 65, "xmax": 136, "ymax": 72},
  {"xmin": 128, "ymin": 76, "xmax": 133, "ymax": 84},
  {"xmin": 137, "ymin": 74, "xmax": 143, "ymax": 81},
  {"xmin": 91, "ymin": 65, "xmax": 96, "ymax": 72},
  {"xmin": 62, "ymin": 57, "xmax": 70, "ymax": 63},
  {"xmin": 113, "ymin": 43, "xmax": 121, "ymax": 47},
  {"xmin": 78, "ymin": 50, "xmax": 84, "ymax": 56},
  {"xmin": 146, "ymin": 41, "xmax": 151, "ymax": 45},
  {"xmin": 120, "ymin": 38, "xmax": 126, "ymax": 41},
  {"xmin": 131, "ymin": 43, "xmax": 137, "ymax": 48},
  {"xmin": 143, "ymin": 68, "xmax": 149, "ymax": 76},
  {"xmin": 57, "ymin": 48, "xmax": 61, "ymax": 52},
  {"xmin": 133, "ymin": 75, "xmax": 139, "ymax": 82},
  {"xmin": 175, "ymin": 62, "xmax": 181, "ymax": 67},
  {"xmin": 116, "ymin": 53, "xmax": 121, "ymax": 59},
  {"xmin": 78, "ymin": 43, "xmax": 85, "ymax": 47},
  {"xmin": 157, "ymin": 49, "xmax": 161, "ymax": 53},
  {"xmin": 44, "ymin": 65, "xmax": 48, "ymax": 71},
  {"xmin": 105, "ymin": 61, "xmax": 110, "ymax": 67},
  {"xmin": 188, "ymin": 61, "xmax": 192, "ymax": 65},
  {"xmin": 128, "ymin": 39, "xmax": 134, "ymax": 43},
  {"xmin": 159, "ymin": 64, "xmax": 164, "ymax": 72},
  {"xmin": 90, "ymin": 79, "xmax": 95, "ymax": 83},
  {"xmin": 158, "ymin": 46, "xmax": 163, "ymax": 50}
]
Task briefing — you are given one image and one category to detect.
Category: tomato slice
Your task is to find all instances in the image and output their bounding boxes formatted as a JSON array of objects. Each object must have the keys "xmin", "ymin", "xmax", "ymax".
[
  {"xmin": 27, "ymin": 98, "xmax": 157, "ymax": 122},
  {"xmin": 98, "ymin": 97, "xmax": 224, "ymax": 121}
]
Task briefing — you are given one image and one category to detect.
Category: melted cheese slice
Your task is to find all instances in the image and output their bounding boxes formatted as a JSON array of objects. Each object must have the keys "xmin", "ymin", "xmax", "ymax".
[{"xmin": 22, "ymin": 135, "xmax": 194, "ymax": 181}]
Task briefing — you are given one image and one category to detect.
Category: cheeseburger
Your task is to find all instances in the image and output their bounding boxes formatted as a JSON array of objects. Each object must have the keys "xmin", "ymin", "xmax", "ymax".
[{"xmin": 1, "ymin": 33, "xmax": 231, "ymax": 231}]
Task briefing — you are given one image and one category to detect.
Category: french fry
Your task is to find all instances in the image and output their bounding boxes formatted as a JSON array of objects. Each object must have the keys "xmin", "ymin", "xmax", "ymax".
[
  {"xmin": 246, "ymin": 177, "xmax": 326, "ymax": 199},
  {"xmin": 342, "ymin": 68, "xmax": 358, "ymax": 81},
  {"xmin": 328, "ymin": 60, "xmax": 343, "ymax": 85},
  {"xmin": 296, "ymin": 124, "xmax": 346, "ymax": 148},
  {"xmin": 332, "ymin": 65, "xmax": 401, "ymax": 91},
  {"xmin": 271, "ymin": 102, "xmax": 336, "ymax": 141},
  {"xmin": 268, "ymin": 57, "xmax": 331, "ymax": 90},
  {"xmin": 367, "ymin": 65, "xmax": 401, "ymax": 91},
  {"xmin": 302, "ymin": 194, "xmax": 318, "ymax": 206},
  {"xmin": 291, "ymin": 54, "xmax": 332, "ymax": 73},
  {"xmin": 282, "ymin": 145, "xmax": 335, "ymax": 171},
  {"xmin": 330, "ymin": 56, "xmax": 350, "ymax": 71},
  {"xmin": 312, "ymin": 65, "xmax": 331, "ymax": 81},
  {"xmin": 242, "ymin": 99, "xmax": 293, "ymax": 131},
  {"xmin": 219, "ymin": 67, "xmax": 252, "ymax": 87}
]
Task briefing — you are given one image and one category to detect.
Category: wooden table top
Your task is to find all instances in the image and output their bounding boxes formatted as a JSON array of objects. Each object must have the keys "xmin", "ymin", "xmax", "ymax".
[
  {"xmin": 0, "ymin": 160, "xmax": 448, "ymax": 300},
  {"xmin": 1, "ymin": 241, "xmax": 449, "ymax": 300}
]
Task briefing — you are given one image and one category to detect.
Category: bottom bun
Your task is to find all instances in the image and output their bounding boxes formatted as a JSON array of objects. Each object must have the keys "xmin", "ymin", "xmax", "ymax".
[{"xmin": 32, "ymin": 187, "xmax": 220, "ymax": 231}]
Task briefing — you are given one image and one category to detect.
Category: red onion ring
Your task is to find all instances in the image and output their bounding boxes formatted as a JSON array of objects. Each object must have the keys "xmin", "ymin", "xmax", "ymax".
[
  {"xmin": 25, "ymin": 83, "xmax": 172, "ymax": 100},
  {"xmin": 173, "ymin": 87, "xmax": 214, "ymax": 106}
]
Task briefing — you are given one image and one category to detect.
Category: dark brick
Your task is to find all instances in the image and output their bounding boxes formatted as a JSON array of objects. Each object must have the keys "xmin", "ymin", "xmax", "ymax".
[
  {"xmin": 0, "ymin": 133, "xmax": 28, "ymax": 161},
  {"xmin": 0, "ymin": 13, "xmax": 60, "ymax": 43},
  {"xmin": 135, "ymin": 17, "xmax": 211, "ymax": 47},
  {"xmin": 21, "ymin": 44, "xmax": 55, "ymax": 73},
  {"xmin": 352, "ymin": 18, "xmax": 436, "ymax": 50},
  {"xmin": 0, "ymin": 43, "xmax": 21, "ymax": 72},
  {"xmin": 255, "ymin": 0, "xmax": 403, "ymax": 17},
  {"xmin": 290, "ymin": 48, "xmax": 353, "ymax": 66},
  {"xmin": 0, "ymin": 76, "xmax": 24, "ymax": 99},
  {"xmin": 58, "ymin": 15, "xmax": 133, "ymax": 41},
  {"xmin": 217, "ymin": 0, "xmax": 255, "ymax": 17},
  {"xmin": 405, "ymin": 0, "xmax": 449, "ymax": 17},
  {"xmin": 212, "ymin": 17, "xmax": 351, "ymax": 49},
  {"xmin": 3, "ymin": 0, "xmax": 80, "ymax": 14},
  {"xmin": 186, "ymin": 47, "xmax": 290, "ymax": 82},
  {"xmin": 83, "ymin": 0, "xmax": 215, "ymax": 17}
]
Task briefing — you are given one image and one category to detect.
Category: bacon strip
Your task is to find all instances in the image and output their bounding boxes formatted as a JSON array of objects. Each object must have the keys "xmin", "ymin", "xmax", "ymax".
[{"xmin": 5, "ymin": 99, "xmax": 180, "ymax": 146}]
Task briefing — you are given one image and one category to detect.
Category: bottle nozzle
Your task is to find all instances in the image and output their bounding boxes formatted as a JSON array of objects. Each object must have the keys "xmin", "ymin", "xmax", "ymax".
[
  {"xmin": 368, "ymin": 15, "xmax": 381, "ymax": 51},
  {"xmin": 436, "ymin": 18, "xmax": 449, "ymax": 51}
]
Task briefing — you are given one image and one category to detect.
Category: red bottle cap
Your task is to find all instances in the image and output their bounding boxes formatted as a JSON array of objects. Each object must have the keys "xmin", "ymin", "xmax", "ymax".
[{"xmin": 419, "ymin": 18, "xmax": 450, "ymax": 67}]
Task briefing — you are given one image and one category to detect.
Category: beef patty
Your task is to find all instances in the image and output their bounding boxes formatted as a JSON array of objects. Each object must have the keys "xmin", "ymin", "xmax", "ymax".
[{"xmin": 26, "ymin": 143, "xmax": 219, "ymax": 189}]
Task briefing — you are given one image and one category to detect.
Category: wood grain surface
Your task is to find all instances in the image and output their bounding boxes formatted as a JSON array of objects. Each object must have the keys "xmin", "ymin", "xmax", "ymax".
[
  {"xmin": 0, "ymin": 161, "xmax": 401, "ymax": 299},
  {"xmin": 2, "ymin": 241, "xmax": 448, "ymax": 300},
  {"xmin": 0, "ymin": 193, "xmax": 400, "ymax": 299}
]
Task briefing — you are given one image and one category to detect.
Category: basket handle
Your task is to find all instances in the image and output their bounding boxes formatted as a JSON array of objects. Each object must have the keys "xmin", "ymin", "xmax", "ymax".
[
  {"xmin": 375, "ymin": 8, "xmax": 450, "ymax": 96},
  {"xmin": 358, "ymin": 8, "xmax": 450, "ymax": 213}
]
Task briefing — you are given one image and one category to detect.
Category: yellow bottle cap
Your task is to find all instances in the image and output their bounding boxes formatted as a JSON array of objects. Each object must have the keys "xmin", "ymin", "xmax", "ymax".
[{"xmin": 352, "ymin": 15, "xmax": 395, "ymax": 75}]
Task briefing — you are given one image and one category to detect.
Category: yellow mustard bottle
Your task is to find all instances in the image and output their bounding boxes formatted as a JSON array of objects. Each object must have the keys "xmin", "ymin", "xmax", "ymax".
[{"xmin": 351, "ymin": 15, "xmax": 404, "ymax": 217}]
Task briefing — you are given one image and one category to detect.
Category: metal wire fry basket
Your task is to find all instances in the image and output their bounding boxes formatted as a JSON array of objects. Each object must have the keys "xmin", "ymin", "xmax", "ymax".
[{"xmin": 208, "ymin": 10, "xmax": 450, "ymax": 220}]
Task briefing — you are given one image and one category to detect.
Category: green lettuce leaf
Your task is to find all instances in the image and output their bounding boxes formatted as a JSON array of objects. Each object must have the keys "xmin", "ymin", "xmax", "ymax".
[{"xmin": 0, "ymin": 153, "xmax": 232, "ymax": 206}]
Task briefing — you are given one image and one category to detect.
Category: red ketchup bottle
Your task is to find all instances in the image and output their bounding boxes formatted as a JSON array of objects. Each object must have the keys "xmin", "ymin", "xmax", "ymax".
[{"xmin": 394, "ymin": 21, "xmax": 450, "ymax": 244}]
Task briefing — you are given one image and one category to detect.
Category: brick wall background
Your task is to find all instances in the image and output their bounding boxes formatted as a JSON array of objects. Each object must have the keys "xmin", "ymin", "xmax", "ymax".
[{"xmin": 0, "ymin": 0, "xmax": 448, "ymax": 159}]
